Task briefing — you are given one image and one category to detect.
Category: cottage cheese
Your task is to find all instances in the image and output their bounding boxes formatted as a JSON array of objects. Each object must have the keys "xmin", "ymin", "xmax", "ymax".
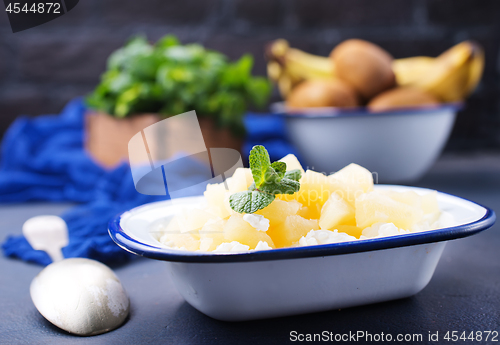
[
  {"xmin": 298, "ymin": 229, "xmax": 357, "ymax": 247},
  {"xmin": 212, "ymin": 240, "xmax": 273, "ymax": 253},
  {"xmin": 243, "ymin": 214, "xmax": 270, "ymax": 232},
  {"xmin": 412, "ymin": 211, "xmax": 456, "ymax": 233},
  {"xmin": 254, "ymin": 241, "xmax": 273, "ymax": 251},
  {"xmin": 361, "ymin": 223, "xmax": 410, "ymax": 238},
  {"xmin": 213, "ymin": 241, "xmax": 250, "ymax": 253}
]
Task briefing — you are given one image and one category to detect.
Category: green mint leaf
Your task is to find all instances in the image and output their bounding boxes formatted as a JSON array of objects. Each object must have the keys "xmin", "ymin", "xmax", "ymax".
[
  {"xmin": 271, "ymin": 161, "xmax": 286, "ymax": 178},
  {"xmin": 284, "ymin": 169, "xmax": 302, "ymax": 182},
  {"xmin": 260, "ymin": 178, "xmax": 300, "ymax": 195},
  {"xmin": 249, "ymin": 145, "xmax": 271, "ymax": 188},
  {"xmin": 231, "ymin": 146, "xmax": 302, "ymax": 214},
  {"xmin": 229, "ymin": 191, "xmax": 275, "ymax": 214}
]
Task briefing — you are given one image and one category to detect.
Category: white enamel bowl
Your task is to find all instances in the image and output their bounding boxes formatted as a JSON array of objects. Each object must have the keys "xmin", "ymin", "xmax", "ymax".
[
  {"xmin": 271, "ymin": 103, "xmax": 462, "ymax": 183},
  {"xmin": 109, "ymin": 185, "xmax": 495, "ymax": 322}
]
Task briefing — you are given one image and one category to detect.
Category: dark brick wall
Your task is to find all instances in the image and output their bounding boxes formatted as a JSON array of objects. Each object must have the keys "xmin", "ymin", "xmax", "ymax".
[{"xmin": 0, "ymin": 0, "xmax": 499, "ymax": 151}]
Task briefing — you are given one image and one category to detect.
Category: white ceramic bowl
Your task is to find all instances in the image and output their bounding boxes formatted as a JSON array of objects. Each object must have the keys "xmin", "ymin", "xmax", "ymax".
[
  {"xmin": 109, "ymin": 185, "xmax": 494, "ymax": 321},
  {"xmin": 271, "ymin": 103, "xmax": 462, "ymax": 183}
]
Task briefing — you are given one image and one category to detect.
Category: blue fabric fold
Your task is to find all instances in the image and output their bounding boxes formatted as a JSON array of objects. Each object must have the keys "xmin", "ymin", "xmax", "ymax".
[{"xmin": 1, "ymin": 100, "xmax": 298, "ymax": 266}]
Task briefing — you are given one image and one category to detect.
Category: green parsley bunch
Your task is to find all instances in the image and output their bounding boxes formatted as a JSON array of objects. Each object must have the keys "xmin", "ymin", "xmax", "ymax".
[{"xmin": 86, "ymin": 35, "xmax": 271, "ymax": 136}]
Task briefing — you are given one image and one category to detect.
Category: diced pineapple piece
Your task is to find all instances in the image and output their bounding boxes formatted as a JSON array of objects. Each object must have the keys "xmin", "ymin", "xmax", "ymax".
[
  {"xmin": 160, "ymin": 232, "xmax": 200, "ymax": 251},
  {"xmin": 296, "ymin": 204, "xmax": 321, "ymax": 220},
  {"xmin": 380, "ymin": 190, "xmax": 422, "ymax": 208},
  {"xmin": 199, "ymin": 218, "xmax": 227, "ymax": 251},
  {"xmin": 204, "ymin": 183, "xmax": 226, "ymax": 206},
  {"xmin": 421, "ymin": 191, "xmax": 440, "ymax": 214},
  {"xmin": 355, "ymin": 191, "xmax": 424, "ymax": 230},
  {"xmin": 204, "ymin": 183, "xmax": 230, "ymax": 219},
  {"xmin": 329, "ymin": 163, "xmax": 373, "ymax": 206},
  {"xmin": 381, "ymin": 190, "xmax": 440, "ymax": 215},
  {"xmin": 175, "ymin": 208, "xmax": 218, "ymax": 233},
  {"xmin": 335, "ymin": 225, "xmax": 363, "ymax": 239},
  {"xmin": 267, "ymin": 215, "xmax": 319, "ymax": 248},
  {"xmin": 279, "ymin": 170, "xmax": 334, "ymax": 207},
  {"xmin": 289, "ymin": 170, "xmax": 334, "ymax": 218},
  {"xmin": 255, "ymin": 199, "xmax": 301, "ymax": 227},
  {"xmin": 319, "ymin": 193, "xmax": 356, "ymax": 230},
  {"xmin": 222, "ymin": 191, "xmax": 239, "ymax": 217},
  {"xmin": 163, "ymin": 215, "xmax": 182, "ymax": 234},
  {"xmin": 297, "ymin": 206, "xmax": 310, "ymax": 219},
  {"xmin": 228, "ymin": 168, "xmax": 253, "ymax": 194},
  {"xmin": 223, "ymin": 214, "xmax": 275, "ymax": 249},
  {"xmin": 301, "ymin": 170, "xmax": 334, "ymax": 204},
  {"xmin": 279, "ymin": 153, "xmax": 304, "ymax": 172}
]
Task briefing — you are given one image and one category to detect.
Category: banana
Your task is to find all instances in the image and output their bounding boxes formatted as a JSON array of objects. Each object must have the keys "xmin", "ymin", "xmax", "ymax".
[
  {"xmin": 464, "ymin": 42, "xmax": 485, "ymax": 98},
  {"xmin": 266, "ymin": 40, "xmax": 335, "ymax": 97},
  {"xmin": 266, "ymin": 39, "xmax": 484, "ymax": 102},
  {"xmin": 407, "ymin": 41, "xmax": 483, "ymax": 102},
  {"xmin": 392, "ymin": 56, "xmax": 435, "ymax": 86},
  {"xmin": 284, "ymin": 48, "xmax": 335, "ymax": 81}
]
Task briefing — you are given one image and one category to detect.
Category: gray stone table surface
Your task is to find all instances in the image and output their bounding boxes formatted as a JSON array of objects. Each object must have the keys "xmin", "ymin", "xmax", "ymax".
[{"xmin": 1, "ymin": 153, "xmax": 499, "ymax": 345}]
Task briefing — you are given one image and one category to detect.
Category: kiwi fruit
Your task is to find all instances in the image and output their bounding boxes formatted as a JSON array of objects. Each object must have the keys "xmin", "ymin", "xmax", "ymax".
[
  {"xmin": 286, "ymin": 79, "xmax": 359, "ymax": 108},
  {"xmin": 368, "ymin": 87, "xmax": 440, "ymax": 112},
  {"xmin": 330, "ymin": 39, "xmax": 396, "ymax": 100}
]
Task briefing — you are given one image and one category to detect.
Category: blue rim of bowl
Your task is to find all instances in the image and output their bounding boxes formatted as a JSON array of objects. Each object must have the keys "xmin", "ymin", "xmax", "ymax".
[
  {"xmin": 270, "ymin": 101, "xmax": 464, "ymax": 119},
  {"xmin": 108, "ymin": 191, "xmax": 496, "ymax": 263}
]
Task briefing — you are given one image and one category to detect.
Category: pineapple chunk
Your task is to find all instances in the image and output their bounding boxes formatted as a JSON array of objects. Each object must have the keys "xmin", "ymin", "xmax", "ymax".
[
  {"xmin": 204, "ymin": 183, "xmax": 231, "ymax": 219},
  {"xmin": 279, "ymin": 170, "xmax": 334, "ymax": 207},
  {"xmin": 335, "ymin": 225, "xmax": 363, "ymax": 239},
  {"xmin": 160, "ymin": 232, "xmax": 200, "ymax": 251},
  {"xmin": 296, "ymin": 204, "xmax": 321, "ymax": 220},
  {"xmin": 421, "ymin": 191, "xmax": 440, "ymax": 214},
  {"xmin": 267, "ymin": 215, "xmax": 319, "ymax": 248},
  {"xmin": 279, "ymin": 153, "xmax": 304, "ymax": 172},
  {"xmin": 228, "ymin": 168, "xmax": 253, "ymax": 194},
  {"xmin": 380, "ymin": 190, "xmax": 422, "ymax": 208},
  {"xmin": 329, "ymin": 163, "xmax": 373, "ymax": 206},
  {"xmin": 160, "ymin": 213, "xmax": 201, "ymax": 250},
  {"xmin": 355, "ymin": 191, "xmax": 424, "ymax": 230},
  {"xmin": 163, "ymin": 215, "xmax": 182, "ymax": 234},
  {"xmin": 199, "ymin": 218, "xmax": 226, "ymax": 251},
  {"xmin": 204, "ymin": 183, "xmax": 226, "ymax": 206},
  {"xmin": 222, "ymin": 191, "xmax": 239, "ymax": 217},
  {"xmin": 381, "ymin": 190, "xmax": 440, "ymax": 215},
  {"xmin": 174, "ymin": 208, "xmax": 218, "ymax": 233},
  {"xmin": 319, "ymin": 193, "xmax": 356, "ymax": 230},
  {"xmin": 223, "ymin": 214, "xmax": 275, "ymax": 249},
  {"xmin": 297, "ymin": 206, "xmax": 310, "ymax": 219},
  {"xmin": 255, "ymin": 199, "xmax": 301, "ymax": 227}
]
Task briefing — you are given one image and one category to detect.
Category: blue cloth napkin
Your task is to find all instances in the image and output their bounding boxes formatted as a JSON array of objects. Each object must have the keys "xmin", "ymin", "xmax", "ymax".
[{"xmin": 1, "ymin": 99, "xmax": 299, "ymax": 265}]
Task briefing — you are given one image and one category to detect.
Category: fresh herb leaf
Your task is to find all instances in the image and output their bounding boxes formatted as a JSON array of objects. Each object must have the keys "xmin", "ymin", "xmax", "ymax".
[
  {"xmin": 271, "ymin": 161, "xmax": 286, "ymax": 178},
  {"xmin": 229, "ymin": 191, "xmax": 275, "ymax": 214},
  {"xmin": 249, "ymin": 145, "xmax": 272, "ymax": 188},
  {"xmin": 260, "ymin": 178, "xmax": 300, "ymax": 195},
  {"xmin": 230, "ymin": 145, "xmax": 302, "ymax": 214},
  {"xmin": 284, "ymin": 169, "xmax": 302, "ymax": 182}
]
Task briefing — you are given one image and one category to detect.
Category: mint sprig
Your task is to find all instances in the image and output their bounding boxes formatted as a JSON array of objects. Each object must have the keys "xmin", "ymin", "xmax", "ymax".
[
  {"xmin": 229, "ymin": 145, "xmax": 302, "ymax": 214},
  {"xmin": 271, "ymin": 161, "xmax": 286, "ymax": 178},
  {"xmin": 229, "ymin": 191, "xmax": 276, "ymax": 214}
]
